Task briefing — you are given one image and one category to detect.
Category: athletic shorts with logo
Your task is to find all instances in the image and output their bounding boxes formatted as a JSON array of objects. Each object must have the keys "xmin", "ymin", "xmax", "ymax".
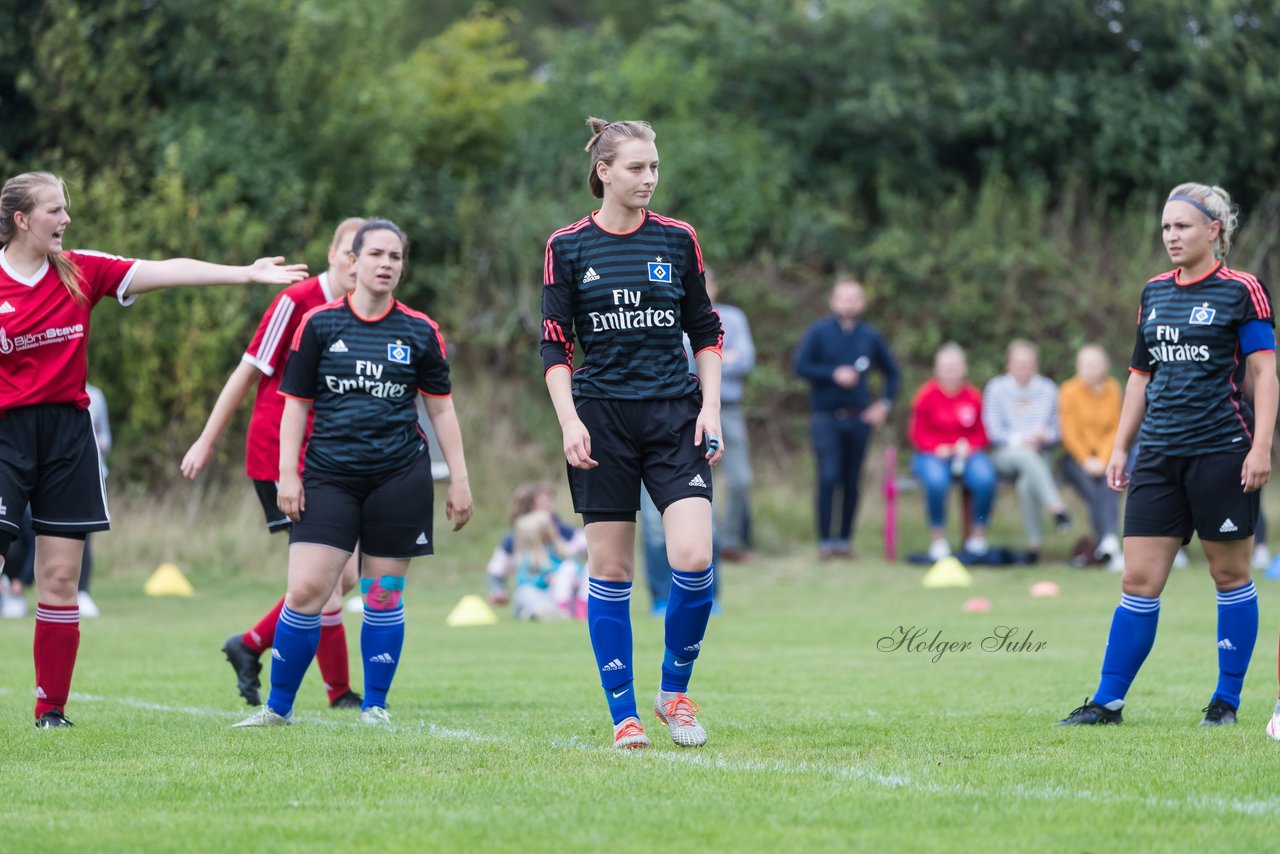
[
  {"xmin": 252, "ymin": 479, "xmax": 292, "ymax": 534},
  {"xmin": 289, "ymin": 451, "xmax": 435, "ymax": 558},
  {"xmin": 0, "ymin": 405, "xmax": 107, "ymax": 547},
  {"xmin": 568, "ymin": 396, "xmax": 713, "ymax": 522},
  {"xmin": 1124, "ymin": 449, "xmax": 1256, "ymax": 543}
]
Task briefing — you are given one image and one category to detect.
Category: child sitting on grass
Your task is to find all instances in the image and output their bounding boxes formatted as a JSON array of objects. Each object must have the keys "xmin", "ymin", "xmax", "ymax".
[
  {"xmin": 510, "ymin": 509, "xmax": 588, "ymax": 620},
  {"xmin": 486, "ymin": 481, "xmax": 588, "ymax": 614}
]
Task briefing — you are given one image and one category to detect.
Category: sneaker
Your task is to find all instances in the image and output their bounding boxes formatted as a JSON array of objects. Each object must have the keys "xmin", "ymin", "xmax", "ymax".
[
  {"xmin": 1053, "ymin": 510, "xmax": 1073, "ymax": 535},
  {"xmin": 1107, "ymin": 553, "xmax": 1125, "ymax": 572},
  {"xmin": 231, "ymin": 706, "xmax": 292, "ymax": 728},
  {"xmin": 1172, "ymin": 548, "xmax": 1190, "ymax": 569},
  {"xmin": 1055, "ymin": 697, "xmax": 1123, "ymax": 726},
  {"xmin": 654, "ymin": 692, "xmax": 708, "ymax": 746},
  {"xmin": 359, "ymin": 706, "xmax": 392, "ymax": 725},
  {"xmin": 927, "ymin": 538, "xmax": 952, "ymax": 561},
  {"xmin": 329, "ymin": 689, "xmax": 363, "ymax": 710},
  {"xmin": 221, "ymin": 633, "xmax": 263, "ymax": 707},
  {"xmin": 572, "ymin": 598, "xmax": 587, "ymax": 620},
  {"xmin": 1252, "ymin": 544, "xmax": 1272, "ymax": 571},
  {"xmin": 613, "ymin": 716, "xmax": 650, "ymax": 750},
  {"xmin": 650, "ymin": 599, "xmax": 667, "ymax": 619},
  {"xmin": 1200, "ymin": 698, "xmax": 1238, "ymax": 727},
  {"xmin": 76, "ymin": 591, "xmax": 100, "ymax": 618},
  {"xmin": 344, "ymin": 596, "xmax": 364, "ymax": 614},
  {"xmin": 1095, "ymin": 534, "xmax": 1121, "ymax": 562},
  {"xmin": 963, "ymin": 536, "xmax": 988, "ymax": 556},
  {"xmin": 35, "ymin": 709, "xmax": 74, "ymax": 728}
]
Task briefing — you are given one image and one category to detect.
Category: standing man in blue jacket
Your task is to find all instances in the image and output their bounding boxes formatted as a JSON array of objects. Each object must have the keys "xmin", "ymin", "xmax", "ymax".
[{"xmin": 793, "ymin": 279, "xmax": 900, "ymax": 560}]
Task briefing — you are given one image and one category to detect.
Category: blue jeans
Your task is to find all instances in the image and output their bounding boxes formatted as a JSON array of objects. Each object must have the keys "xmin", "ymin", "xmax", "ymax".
[
  {"xmin": 912, "ymin": 452, "xmax": 997, "ymax": 529},
  {"xmin": 810, "ymin": 411, "xmax": 872, "ymax": 546}
]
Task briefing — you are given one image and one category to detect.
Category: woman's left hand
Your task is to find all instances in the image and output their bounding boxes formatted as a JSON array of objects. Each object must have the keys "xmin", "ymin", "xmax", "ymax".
[
  {"xmin": 247, "ymin": 256, "xmax": 309, "ymax": 285},
  {"xmin": 696, "ymin": 407, "xmax": 724, "ymax": 466},
  {"xmin": 445, "ymin": 480, "xmax": 474, "ymax": 531},
  {"xmin": 1241, "ymin": 446, "xmax": 1271, "ymax": 493}
]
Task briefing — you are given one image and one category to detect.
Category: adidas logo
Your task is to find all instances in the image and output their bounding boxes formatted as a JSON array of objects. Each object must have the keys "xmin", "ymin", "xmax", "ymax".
[
  {"xmin": 329, "ymin": 339, "xmax": 349, "ymax": 353},
  {"xmin": 36, "ymin": 686, "xmax": 46, "ymax": 699},
  {"xmin": 1218, "ymin": 638, "xmax": 1237, "ymax": 651},
  {"xmin": 688, "ymin": 474, "xmax": 707, "ymax": 488},
  {"xmin": 601, "ymin": 658, "xmax": 625, "ymax": 672},
  {"xmin": 0, "ymin": 301, "xmax": 13, "ymax": 314},
  {"xmin": 582, "ymin": 267, "xmax": 600, "ymax": 283},
  {"xmin": 416, "ymin": 533, "xmax": 429, "ymax": 545},
  {"xmin": 368, "ymin": 653, "xmax": 396, "ymax": 665},
  {"xmin": 271, "ymin": 648, "xmax": 285, "ymax": 662},
  {"xmin": 683, "ymin": 641, "xmax": 702, "ymax": 652},
  {"xmin": 1219, "ymin": 518, "xmax": 1238, "ymax": 533},
  {"xmin": 1148, "ymin": 307, "xmax": 1157, "ymax": 321}
]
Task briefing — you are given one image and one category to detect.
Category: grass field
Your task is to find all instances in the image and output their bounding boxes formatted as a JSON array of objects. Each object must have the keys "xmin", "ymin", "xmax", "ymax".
[{"xmin": 2, "ymin": 520, "xmax": 1280, "ymax": 852}]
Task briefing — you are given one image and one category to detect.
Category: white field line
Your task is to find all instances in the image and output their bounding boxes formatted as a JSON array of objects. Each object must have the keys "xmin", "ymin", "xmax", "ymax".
[{"xmin": 7, "ymin": 687, "xmax": 1275, "ymax": 816}]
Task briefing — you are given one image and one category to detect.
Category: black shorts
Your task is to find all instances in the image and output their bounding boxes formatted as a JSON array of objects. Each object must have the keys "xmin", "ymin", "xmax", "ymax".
[
  {"xmin": 0, "ymin": 405, "xmax": 108, "ymax": 539},
  {"xmin": 1124, "ymin": 449, "xmax": 1257, "ymax": 543},
  {"xmin": 568, "ymin": 396, "xmax": 713, "ymax": 522},
  {"xmin": 252, "ymin": 479, "xmax": 292, "ymax": 534},
  {"xmin": 289, "ymin": 452, "xmax": 435, "ymax": 559}
]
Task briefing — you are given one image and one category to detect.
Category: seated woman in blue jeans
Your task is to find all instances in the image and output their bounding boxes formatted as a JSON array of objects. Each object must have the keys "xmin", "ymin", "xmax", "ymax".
[{"xmin": 908, "ymin": 343, "xmax": 997, "ymax": 559}]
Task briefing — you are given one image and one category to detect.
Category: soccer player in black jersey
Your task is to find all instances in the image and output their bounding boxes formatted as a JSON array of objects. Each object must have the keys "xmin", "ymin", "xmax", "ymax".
[
  {"xmin": 234, "ymin": 219, "xmax": 473, "ymax": 728},
  {"xmin": 542, "ymin": 118, "xmax": 724, "ymax": 749},
  {"xmin": 1058, "ymin": 183, "xmax": 1276, "ymax": 729}
]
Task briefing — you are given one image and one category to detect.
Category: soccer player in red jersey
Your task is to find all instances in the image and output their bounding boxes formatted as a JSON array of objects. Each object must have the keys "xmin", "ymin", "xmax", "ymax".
[
  {"xmin": 0, "ymin": 171, "xmax": 307, "ymax": 728},
  {"xmin": 541, "ymin": 118, "xmax": 724, "ymax": 749},
  {"xmin": 181, "ymin": 218, "xmax": 366, "ymax": 710}
]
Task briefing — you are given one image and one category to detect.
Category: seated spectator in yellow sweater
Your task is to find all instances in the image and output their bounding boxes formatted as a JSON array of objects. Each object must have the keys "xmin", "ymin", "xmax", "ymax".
[{"xmin": 1059, "ymin": 344, "xmax": 1123, "ymax": 569}]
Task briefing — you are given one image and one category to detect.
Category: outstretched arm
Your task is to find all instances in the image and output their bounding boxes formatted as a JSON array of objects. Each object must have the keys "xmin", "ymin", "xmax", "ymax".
[
  {"xmin": 125, "ymin": 256, "xmax": 307, "ymax": 296},
  {"xmin": 180, "ymin": 360, "xmax": 260, "ymax": 480}
]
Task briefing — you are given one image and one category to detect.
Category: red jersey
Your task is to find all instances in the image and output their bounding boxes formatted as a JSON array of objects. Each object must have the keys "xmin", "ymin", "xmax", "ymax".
[
  {"xmin": 242, "ymin": 273, "xmax": 338, "ymax": 480},
  {"xmin": 0, "ymin": 248, "xmax": 138, "ymax": 416},
  {"xmin": 908, "ymin": 379, "xmax": 988, "ymax": 453}
]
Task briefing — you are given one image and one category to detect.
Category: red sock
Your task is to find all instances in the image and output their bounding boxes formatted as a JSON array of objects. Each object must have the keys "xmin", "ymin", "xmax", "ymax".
[
  {"xmin": 243, "ymin": 597, "xmax": 286, "ymax": 653},
  {"xmin": 316, "ymin": 610, "xmax": 351, "ymax": 702},
  {"xmin": 34, "ymin": 604, "xmax": 80, "ymax": 718}
]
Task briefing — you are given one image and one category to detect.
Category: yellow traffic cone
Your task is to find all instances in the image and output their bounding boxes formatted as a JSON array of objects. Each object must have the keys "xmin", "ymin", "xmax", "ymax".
[
  {"xmin": 922, "ymin": 555, "xmax": 972, "ymax": 588},
  {"xmin": 446, "ymin": 594, "xmax": 498, "ymax": 627},
  {"xmin": 144, "ymin": 562, "xmax": 194, "ymax": 597}
]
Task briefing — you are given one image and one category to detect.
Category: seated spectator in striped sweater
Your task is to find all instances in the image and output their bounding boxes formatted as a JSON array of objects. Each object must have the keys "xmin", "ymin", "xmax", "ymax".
[
  {"xmin": 1059, "ymin": 344, "xmax": 1123, "ymax": 570},
  {"xmin": 983, "ymin": 340, "xmax": 1072, "ymax": 561}
]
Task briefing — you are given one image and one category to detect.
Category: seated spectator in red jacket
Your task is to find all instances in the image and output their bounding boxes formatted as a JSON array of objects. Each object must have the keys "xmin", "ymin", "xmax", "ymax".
[{"xmin": 909, "ymin": 343, "xmax": 997, "ymax": 559}]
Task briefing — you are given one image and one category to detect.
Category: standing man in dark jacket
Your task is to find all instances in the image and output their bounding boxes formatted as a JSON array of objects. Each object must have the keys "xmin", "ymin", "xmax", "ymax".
[{"xmin": 793, "ymin": 279, "xmax": 900, "ymax": 560}]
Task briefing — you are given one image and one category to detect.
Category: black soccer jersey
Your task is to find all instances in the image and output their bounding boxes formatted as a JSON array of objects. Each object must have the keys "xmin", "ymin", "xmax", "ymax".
[
  {"xmin": 280, "ymin": 296, "xmax": 451, "ymax": 475},
  {"xmin": 541, "ymin": 210, "xmax": 723, "ymax": 400},
  {"xmin": 1130, "ymin": 263, "xmax": 1274, "ymax": 456}
]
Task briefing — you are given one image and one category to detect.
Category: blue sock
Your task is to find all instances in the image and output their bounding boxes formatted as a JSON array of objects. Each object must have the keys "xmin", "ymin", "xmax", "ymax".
[
  {"xmin": 361, "ymin": 602, "xmax": 405, "ymax": 711},
  {"xmin": 1093, "ymin": 593, "xmax": 1160, "ymax": 706},
  {"xmin": 662, "ymin": 566, "xmax": 714, "ymax": 693},
  {"xmin": 587, "ymin": 579, "xmax": 636, "ymax": 725},
  {"xmin": 1213, "ymin": 581, "xmax": 1258, "ymax": 709},
  {"xmin": 267, "ymin": 606, "xmax": 321, "ymax": 716}
]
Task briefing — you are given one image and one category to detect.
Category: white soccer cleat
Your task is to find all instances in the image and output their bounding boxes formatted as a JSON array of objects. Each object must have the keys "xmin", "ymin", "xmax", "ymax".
[
  {"xmin": 359, "ymin": 706, "xmax": 392, "ymax": 725},
  {"xmin": 76, "ymin": 591, "xmax": 100, "ymax": 618},
  {"xmin": 654, "ymin": 692, "xmax": 708, "ymax": 747},
  {"xmin": 612, "ymin": 716, "xmax": 650, "ymax": 750},
  {"xmin": 231, "ymin": 706, "xmax": 293, "ymax": 728},
  {"xmin": 1267, "ymin": 709, "xmax": 1280, "ymax": 741}
]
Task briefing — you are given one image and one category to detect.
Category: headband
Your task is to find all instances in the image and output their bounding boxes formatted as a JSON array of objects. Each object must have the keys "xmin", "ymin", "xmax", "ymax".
[{"xmin": 1168, "ymin": 194, "xmax": 1219, "ymax": 222}]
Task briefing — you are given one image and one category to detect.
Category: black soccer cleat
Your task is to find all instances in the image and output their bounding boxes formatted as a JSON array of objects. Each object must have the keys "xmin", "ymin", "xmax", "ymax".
[
  {"xmin": 1055, "ymin": 697, "xmax": 1122, "ymax": 726},
  {"xmin": 36, "ymin": 709, "xmax": 75, "ymax": 728},
  {"xmin": 222, "ymin": 633, "xmax": 263, "ymax": 707},
  {"xmin": 1200, "ymin": 698, "xmax": 1238, "ymax": 727},
  {"xmin": 329, "ymin": 689, "xmax": 364, "ymax": 710}
]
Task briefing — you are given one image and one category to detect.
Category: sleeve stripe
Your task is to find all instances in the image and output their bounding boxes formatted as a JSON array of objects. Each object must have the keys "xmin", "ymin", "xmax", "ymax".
[
  {"xmin": 252, "ymin": 296, "xmax": 296, "ymax": 365},
  {"xmin": 1222, "ymin": 268, "xmax": 1272, "ymax": 319},
  {"xmin": 544, "ymin": 217, "xmax": 593, "ymax": 285}
]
